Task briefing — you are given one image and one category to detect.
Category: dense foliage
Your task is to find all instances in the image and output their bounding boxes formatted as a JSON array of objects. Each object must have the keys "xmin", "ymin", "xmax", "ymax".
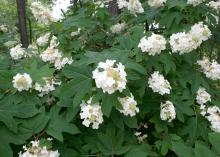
[{"xmin": 1, "ymin": 0, "xmax": 220, "ymax": 156}]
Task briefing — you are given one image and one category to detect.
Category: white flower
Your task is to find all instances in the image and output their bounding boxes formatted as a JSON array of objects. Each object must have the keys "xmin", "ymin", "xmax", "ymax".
[
  {"xmin": 35, "ymin": 78, "xmax": 61, "ymax": 97},
  {"xmin": 196, "ymin": 87, "xmax": 211, "ymax": 105},
  {"xmin": 0, "ymin": 25, "xmax": 8, "ymax": 32},
  {"xmin": 92, "ymin": 60, "xmax": 127, "ymax": 94},
  {"xmin": 117, "ymin": 0, "xmax": 128, "ymax": 9},
  {"xmin": 187, "ymin": 0, "xmax": 204, "ymax": 6},
  {"xmin": 110, "ymin": 22, "xmax": 126, "ymax": 34},
  {"xmin": 30, "ymin": 1, "xmax": 54, "ymax": 25},
  {"xmin": 118, "ymin": 94, "xmax": 139, "ymax": 117},
  {"xmin": 204, "ymin": 106, "xmax": 220, "ymax": 133},
  {"xmin": 80, "ymin": 97, "xmax": 104, "ymax": 129},
  {"xmin": 127, "ymin": 0, "xmax": 144, "ymax": 14},
  {"xmin": 40, "ymin": 47, "xmax": 62, "ymax": 63},
  {"xmin": 10, "ymin": 44, "xmax": 26, "ymax": 60},
  {"xmin": 51, "ymin": 0, "xmax": 72, "ymax": 21},
  {"xmin": 208, "ymin": 1, "xmax": 220, "ymax": 12},
  {"xmin": 13, "ymin": 73, "xmax": 32, "ymax": 92},
  {"xmin": 54, "ymin": 57, "xmax": 73, "ymax": 70},
  {"xmin": 169, "ymin": 32, "xmax": 197, "ymax": 55},
  {"xmin": 148, "ymin": 0, "xmax": 167, "ymax": 8},
  {"xmin": 148, "ymin": 71, "xmax": 171, "ymax": 95},
  {"xmin": 197, "ymin": 58, "xmax": 220, "ymax": 80},
  {"xmin": 70, "ymin": 28, "xmax": 81, "ymax": 37},
  {"xmin": 37, "ymin": 33, "xmax": 50, "ymax": 46},
  {"xmin": 160, "ymin": 101, "xmax": 176, "ymax": 122},
  {"xmin": 190, "ymin": 22, "xmax": 211, "ymax": 42},
  {"xmin": 134, "ymin": 132, "xmax": 148, "ymax": 143},
  {"xmin": 138, "ymin": 34, "xmax": 167, "ymax": 56},
  {"xmin": 19, "ymin": 140, "xmax": 60, "ymax": 157}
]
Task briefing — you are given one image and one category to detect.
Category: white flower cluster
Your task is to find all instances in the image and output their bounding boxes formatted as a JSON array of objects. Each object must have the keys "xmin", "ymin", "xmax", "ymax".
[
  {"xmin": 127, "ymin": 0, "xmax": 144, "ymax": 14},
  {"xmin": 148, "ymin": 0, "xmax": 167, "ymax": 8},
  {"xmin": 35, "ymin": 78, "xmax": 61, "ymax": 97},
  {"xmin": 118, "ymin": 94, "xmax": 139, "ymax": 117},
  {"xmin": 117, "ymin": 0, "xmax": 128, "ymax": 9},
  {"xmin": 51, "ymin": 0, "xmax": 72, "ymax": 21},
  {"xmin": 30, "ymin": 0, "xmax": 72, "ymax": 25},
  {"xmin": 169, "ymin": 32, "xmax": 197, "ymax": 55},
  {"xmin": 138, "ymin": 33, "xmax": 167, "ymax": 56},
  {"xmin": 208, "ymin": 1, "xmax": 220, "ymax": 12},
  {"xmin": 19, "ymin": 140, "xmax": 60, "ymax": 157},
  {"xmin": 197, "ymin": 58, "xmax": 220, "ymax": 80},
  {"xmin": 10, "ymin": 44, "xmax": 26, "ymax": 60},
  {"xmin": 37, "ymin": 33, "xmax": 50, "ymax": 46},
  {"xmin": 92, "ymin": 60, "xmax": 127, "ymax": 94},
  {"xmin": 160, "ymin": 101, "xmax": 176, "ymax": 122},
  {"xmin": 70, "ymin": 28, "xmax": 81, "ymax": 37},
  {"xmin": 30, "ymin": 1, "xmax": 54, "ymax": 25},
  {"xmin": 134, "ymin": 132, "xmax": 148, "ymax": 143},
  {"xmin": 201, "ymin": 106, "xmax": 220, "ymax": 133},
  {"xmin": 80, "ymin": 97, "xmax": 104, "ymax": 129},
  {"xmin": 116, "ymin": 0, "xmax": 144, "ymax": 15},
  {"xmin": 196, "ymin": 87, "xmax": 211, "ymax": 105},
  {"xmin": 169, "ymin": 22, "xmax": 211, "ymax": 55},
  {"xmin": 187, "ymin": 0, "xmax": 204, "ymax": 6},
  {"xmin": 13, "ymin": 73, "xmax": 32, "ymax": 92},
  {"xmin": 40, "ymin": 36, "xmax": 73, "ymax": 70},
  {"xmin": 148, "ymin": 71, "xmax": 171, "ymax": 95},
  {"xmin": 0, "ymin": 24, "xmax": 8, "ymax": 32},
  {"xmin": 110, "ymin": 22, "xmax": 126, "ymax": 34}
]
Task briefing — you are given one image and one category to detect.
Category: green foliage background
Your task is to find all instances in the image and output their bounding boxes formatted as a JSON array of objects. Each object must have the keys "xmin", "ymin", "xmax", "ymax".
[{"xmin": 0, "ymin": 0, "xmax": 220, "ymax": 157}]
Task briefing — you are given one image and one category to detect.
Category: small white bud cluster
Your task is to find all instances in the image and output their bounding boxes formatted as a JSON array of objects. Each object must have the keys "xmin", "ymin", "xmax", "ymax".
[
  {"xmin": 160, "ymin": 101, "xmax": 176, "ymax": 122},
  {"xmin": 118, "ymin": 94, "xmax": 139, "ymax": 117},
  {"xmin": 19, "ymin": 139, "xmax": 60, "ymax": 157},
  {"xmin": 148, "ymin": 71, "xmax": 171, "ymax": 95},
  {"xmin": 197, "ymin": 58, "xmax": 220, "ymax": 80},
  {"xmin": 80, "ymin": 97, "xmax": 104, "ymax": 129}
]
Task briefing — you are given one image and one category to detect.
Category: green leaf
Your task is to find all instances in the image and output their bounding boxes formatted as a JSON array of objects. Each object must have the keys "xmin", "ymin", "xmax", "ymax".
[
  {"xmin": 101, "ymin": 93, "xmax": 118, "ymax": 117},
  {"xmin": 0, "ymin": 94, "xmax": 39, "ymax": 132},
  {"xmin": 24, "ymin": 60, "xmax": 54, "ymax": 84},
  {"xmin": 125, "ymin": 144, "xmax": 157, "ymax": 157},
  {"xmin": 195, "ymin": 141, "xmax": 217, "ymax": 157},
  {"xmin": 208, "ymin": 133, "xmax": 220, "ymax": 155},
  {"xmin": 46, "ymin": 106, "xmax": 80, "ymax": 142},
  {"xmin": 171, "ymin": 141, "xmax": 194, "ymax": 157}
]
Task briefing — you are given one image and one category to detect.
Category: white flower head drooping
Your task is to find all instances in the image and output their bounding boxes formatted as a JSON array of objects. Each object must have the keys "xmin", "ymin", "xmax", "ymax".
[
  {"xmin": 196, "ymin": 87, "xmax": 211, "ymax": 105},
  {"xmin": 118, "ymin": 94, "xmax": 139, "ymax": 117},
  {"xmin": 110, "ymin": 22, "xmax": 126, "ymax": 34},
  {"xmin": 80, "ymin": 97, "xmax": 104, "ymax": 129},
  {"xmin": 197, "ymin": 57, "xmax": 220, "ymax": 80},
  {"xmin": 187, "ymin": 0, "xmax": 204, "ymax": 7},
  {"xmin": 148, "ymin": 71, "xmax": 171, "ymax": 95},
  {"xmin": 10, "ymin": 44, "xmax": 26, "ymax": 60},
  {"xmin": 92, "ymin": 60, "xmax": 127, "ymax": 94},
  {"xmin": 138, "ymin": 33, "xmax": 167, "ymax": 56},
  {"xmin": 35, "ymin": 77, "xmax": 61, "ymax": 97},
  {"xmin": 127, "ymin": 0, "xmax": 144, "ymax": 15},
  {"xmin": 19, "ymin": 139, "xmax": 60, "ymax": 157},
  {"xmin": 190, "ymin": 22, "xmax": 212, "ymax": 43},
  {"xmin": 13, "ymin": 73, "xmax": 32, "ymax": 92},
  {"xmin": 148, "ymin": 0, "xmax": 167, "ymax": 8},
  {"xmin": 36, "ymin": 33, "xmax": 51, "ymax": 46},
  {"xmin": 160, "ymin": 101, "xmax": 176, "ymax": 122}
]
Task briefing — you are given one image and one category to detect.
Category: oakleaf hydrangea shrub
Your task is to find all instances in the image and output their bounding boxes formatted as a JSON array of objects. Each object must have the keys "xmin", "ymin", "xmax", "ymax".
[{"xmin": 0, "ymin": 0, "xmax": 220, "ymax": 156}]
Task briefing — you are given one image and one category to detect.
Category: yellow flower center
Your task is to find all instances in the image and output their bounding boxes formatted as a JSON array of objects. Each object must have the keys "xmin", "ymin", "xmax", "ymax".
[
  {"xmin": 17, "ymin": 77, "xmax": 28, "ymax": 87},
  {"xmin": 106, "ymin": 68, "xmax": 121, "ymax": 81}
]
